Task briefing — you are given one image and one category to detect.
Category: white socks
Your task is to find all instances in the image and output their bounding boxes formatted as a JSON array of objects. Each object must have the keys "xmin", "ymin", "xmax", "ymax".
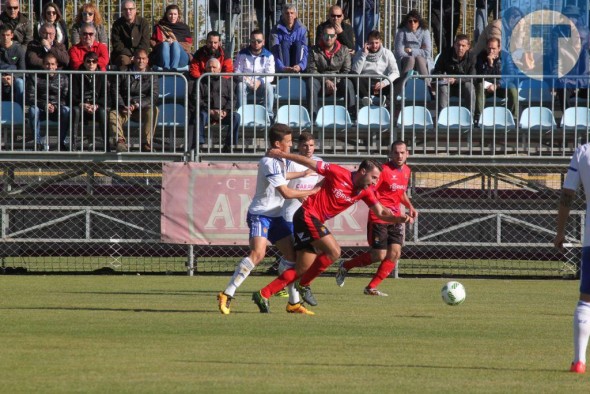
[
  {"xmin": 573, "ymin": 300, "xmax": 590, "ymax": 364},
  {"xmin": 224, "ymin": 257, "xmax": 255, "ymax": 297},
  {"xmin": 278, "ymin": 257, "xmax": 300, "ymax": 304}
]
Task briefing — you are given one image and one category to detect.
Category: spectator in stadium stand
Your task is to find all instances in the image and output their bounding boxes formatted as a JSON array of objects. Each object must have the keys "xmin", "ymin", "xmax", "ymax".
[
  {"xmin": 430, "ymin": 0, "xmax": 460, "ymax": 55},
  {"xmin": 315, "ymin": 5, "xmax": 354, "ymax": 53},
  {"xmin": 0, "ymin": 25, "xmax": 25, "ymax": 103},
  {"xmin": 335, "ymin": 141, "xmax": 418, "ymax": 297},
  {"xmin": 0, "ymin": 0, "xmax": 33, "ymax": 47},
  {"xmin": 270, "ymin": 4, "xmax": 308, "ymax": 73},
  {"xmin": 189, "ymin": 30, "xmax": 233, "ymax": 79},
  {"xmin": 26, "ymin": 52, "xmax": 70, "ymax": 151},
  {"xmin": 554, "ymin": 144, "xmax": 590, "ymax": 375},
  {"xmin": 70, "ymin": 2, "xmax": 107, "ymax": 45},
  {"xmin": 31, "ymin": 0, "xmax": 63, "ymax": 21},
  {"xmin": 337, "ymin": 0, "xmax": 379, "ymax": 53},
  {"xmin": 307, "ymin": 23, "xmax": 355, "ymax": 120},
  {"xmin": 235, "ymin": 29, "xmax": 275, "ymax": 121},
  {"xmin": 217, "ymin": 124, "xmax": 319, "ymax": 315},
  {"xmin": 432, "ymin": 33, "xmax": 475, "ymax": 113},
  {"xmin": 192, "ymin": 57, "xmax": 240, "ymax": 153},
  {"xmin": 394, "ymin": 10, "xmax": 432, "ymax": 91},
  {"xmin": 71, "ymin": 52, "xmax": 108, "ymax": 151},
  {"xmin": 149, "ymin": 4, "xmax": 193, "ymax": 72},
  {"xmin": 351, "ymin": 29, "xmax": 400, "ymax": 108},
  {"xmin": 110, "ymin": 0, "xmax": 150, "ymax": 70},
  {"xmin": 474, "ymin": 0, "xmax": 498, "ymax": 43},
  {"xmin": 68, "ymin": 23, "xmax": 109, "ymax": 71},
  {"xmin": 25, "ymin": 22, "xmax": 68, "ymax": 69},
  {"xmin": 108, "ymin": 49, "xmax": 159, "ymax": 153},
  {"xmin": 473, "ymin": 37, "xmax": 519, "ymax": 126},
  {"xmin": 254, "ymin": 0, "xmax": 284, "ymax": 46},
  {"xmin": 33, "ymin": 2, "xmax": 68, "ymax": 48},
  {"xmin": 252, "ymin": 153, "xmax": 413, "ymax": 311},
  {"xmin": 208, "ymin": 0, "xmax": 240, "ymax": 57}
]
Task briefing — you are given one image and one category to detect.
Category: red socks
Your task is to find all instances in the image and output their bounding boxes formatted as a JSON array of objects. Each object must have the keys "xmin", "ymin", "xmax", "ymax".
[
  {"xmin": 299, "ymin": 254, "xmax": 333, "ymax": 286},
  {"xmin": 343, "ymin": 252, "xmax": 373, "ymax": 271},
  {"xmin": 260, "ymin": 268, "xmax": 297, "ymax": 299},
  {"xmin": 368, "ymin": 259, "xmax": 396, "ymax": 289}
]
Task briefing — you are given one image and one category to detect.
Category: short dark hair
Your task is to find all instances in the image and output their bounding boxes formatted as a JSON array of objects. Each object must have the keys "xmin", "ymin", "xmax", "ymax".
[
  {"xmin": 250, "ymin": 29, "xmax": 264, "ymax": 37},
  {"xmin": 298, "ymin": 131, "xmax": 315, "ymax": 144},
  {"xmin": 454, "ymin": 33, "xmax": 470, "ymax": 44},
  {"xmin": 390, "ymin": 140, "xmax": 407, "ymax": 150},
  {"xmin": 43, "ymin": 52, "xmax": 57, "ymax": 63},
  {"xmin": 358, "ymin": 159, "xmax": 383, "ymax": 173},
  {"xmin": 323, "ymin": 23, "xmax": 336, "ymax": 34},
  {"xmin": 269, "ymin": 123, "xmax": 293, "ymax": 145},
  {"xmin": 487, "ymin": 37, "xmax": 501, "ymax": 48},
  {"xmin": 367, "ymin": 30, "xmax": 382, "ymax": 41},
  {"xmin": 207, "ymin": 30, "xmax": 221, "ymax": 40},
  {"xmin": 0, "ymin": 25, "xmax": 13, "ymax": 35},
  {"xmin": 133, "ymin": 48, "xmax": 148, "ymax": 58}
]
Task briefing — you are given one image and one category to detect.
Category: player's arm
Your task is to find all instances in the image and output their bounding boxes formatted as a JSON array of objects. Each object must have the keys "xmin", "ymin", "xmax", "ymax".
[
  {"xmin": 554, "ymin": 188, "xmax": 575, "ymax": 250},
  {"xmin": 275, "ymin": 184, "xmax": 319, "ymax": 200},
  {"xmin": 268, "ymin": 149, "xmax": 318, "ymax": 171},
  {"xmin": 370, "ymin": 202, "xmax": 413, "ymax": 224},
  {"xmin": 285, "ymin": 168, "xmax": 315, "ymax": 180},
  {"xmin": 401, "ymin": 192, "xmax": 418, "ymax": 218}
]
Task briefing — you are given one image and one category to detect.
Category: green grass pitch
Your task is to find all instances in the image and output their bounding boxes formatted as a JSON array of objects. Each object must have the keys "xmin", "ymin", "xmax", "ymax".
[{"xmin": 0, "ymin": 275, "xmax": 588, "ymax": 393}]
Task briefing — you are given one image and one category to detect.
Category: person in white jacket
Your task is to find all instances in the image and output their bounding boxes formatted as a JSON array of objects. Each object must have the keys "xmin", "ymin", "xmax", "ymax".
[
  {"xmin": 351, "ymin": 29, "xmax": 400, "ymax": 107},
  {"xmin": 234, "ymin": 28, "xmax": 275, "ymax": 119}
]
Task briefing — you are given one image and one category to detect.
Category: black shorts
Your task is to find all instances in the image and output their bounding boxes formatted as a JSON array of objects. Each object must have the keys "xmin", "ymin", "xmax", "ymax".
[
  {"xmin": 292, "ymin": 207, "xmax": 332, "ymax": 252},
  {"xmin": 367, "ymin": 222, "xmax": 405, "ymax": 250}
]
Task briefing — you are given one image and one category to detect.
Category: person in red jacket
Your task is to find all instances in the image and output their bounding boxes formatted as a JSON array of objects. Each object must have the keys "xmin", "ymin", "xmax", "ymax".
[
  {"xmin": 189, "ymin": 30, "xmax": 233, "ymax": 79},
  {"xmin": 68, "ymin": 23, "xmax": 108, "ymax": 70}
]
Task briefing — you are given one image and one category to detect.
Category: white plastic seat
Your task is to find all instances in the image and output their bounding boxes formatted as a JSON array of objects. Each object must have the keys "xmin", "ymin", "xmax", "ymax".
[
  {"xmin": 315, "ymin": 105, "xmax": 352, "ymax": 129},
  {"xmin": 237, "ymin": 104, "xmax": 271, "ymax": 128},
  {"xmin": 519, "ymin": 107, "xmax": 557, "ymax": 131},
  {"xmin": 479, "ymin": 106, "xmax": 516, "ymax": 131},
  {"xmin": 437, "ymin": 106, "xmax": 472, "ymax": 132},
  {"xmin": 396, "ymin": 105, "xmax": 434, "ymax": 129},
  {"xmin": 275, "ymin": 105, "xmax": 312, "ymax": 129},
  {"xmin": 357, "ymin": 105, "xmax": 391, "ymax": 131}
]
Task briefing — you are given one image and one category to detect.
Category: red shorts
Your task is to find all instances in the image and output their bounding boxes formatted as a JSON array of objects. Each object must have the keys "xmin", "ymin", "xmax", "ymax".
[
  {"xmin": 367, "ymin": 222, "xmax": 405, "ymax": 250},
  {"xmin": 292, "ymin": 207, "xmax": 331, "ymax": 252}
]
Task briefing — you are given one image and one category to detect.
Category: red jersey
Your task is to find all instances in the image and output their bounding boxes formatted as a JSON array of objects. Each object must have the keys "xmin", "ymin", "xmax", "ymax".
[
  {"xmin": 369, "ymin": 162, "xmax": 411, "ymax": 223},
  {"xmin": 302, "ymin": 161, "xmax": 379, "ymax": 223}
]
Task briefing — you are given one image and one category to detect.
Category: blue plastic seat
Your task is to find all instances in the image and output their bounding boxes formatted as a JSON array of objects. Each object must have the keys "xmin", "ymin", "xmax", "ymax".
[
  {"xmin": 396, "ymin": 105, "xmax": 434, "ymax": 129},
  {"xmin": 158, "ymin": 75, "xmax": 187, "ymax": 103},
  {"xmin": 237, "ymin": 104, "xmax": 271, "ymax": 128},
  {"xmin": 437, "ymin": 106, "xmax": 472, "ymax": 132},
  {"xmin": 276, "ymin": 77, "xmax": 307, "ymax": 105},
  {"xmin": 398, "ymin": 78, "xmax": 431, "ymax": 105},
  {"xmin": 315, "ymin": 105, "xmax": 352, "ymax": 129},
  {"xmin": 479, "ymin": 106, "xmax": 516, "ymax": 131},
  {"xmin": 357, "ymin": 105, "xmax": 391, "ymax": 131},
  {"xmin": 519, "ymin": 79, "xmax": 554, "ymax": 106},
  {"xmin": 561, "ymin": 107, "xmax": 590, "ymax": 132},
  {"xmin": 275, "ymin": 105, "xmax": 312, "ymax": 129},
  {"xmin": 519, "ymin": 106, "xmax": 557, "ymax": 131}
]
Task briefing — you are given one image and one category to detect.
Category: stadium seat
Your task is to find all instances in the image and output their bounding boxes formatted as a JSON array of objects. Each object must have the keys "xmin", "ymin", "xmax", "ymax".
[
  {"xmin": 396, "ymin": 105, "xmax": 434, "ymax": 129},
  {"xmin": 397, "ymin": 77, "xmax": 432, "ymax": 105},
  {"xmin": 437, "ymin": 106, "xmax": 472, "ymax": 132},
  {"xmin": 479, "ymin": 106, "xmax": 516, "ymax": 131},
  {"xmin": 519, "ymin": 107, "xmax": 557, "ymax": 131},
  {"xmin": 357, "ymin": 105, "xmax": 391, "ymax": 131},
  {"xmin": 276, "ymin": 77, "xmax": 307, "ymax": 105},
  {"xmin": 158, "ymin": 74, "xmax": 187, "ymax": 104},
  {"xmin": 237, "ymin": 104, "xmax": 271, "ymax": 128},
  {"xmin": 561, "ymin": 107, "xmax": 590, "ymax": 146},
  {"xmin": 315, "ymin": 105, "xmax": 353, "ymax": 129},
  {"xmin": 519, "ymin": 79, "xmax": 554, "ymax": 106},
  {"xmin": 0, "ymin": 101, "xmax": 25, "ymax": 149},
  {"xmin": 275, "ymin": 105, "xmax": 312, "ymax": 130}
]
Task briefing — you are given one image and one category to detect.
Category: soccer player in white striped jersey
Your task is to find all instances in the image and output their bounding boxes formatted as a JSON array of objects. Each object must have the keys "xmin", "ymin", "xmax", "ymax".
[
  {"xmin": 217, "ymin": 124, "xmax": 319, "ymax": 314},
  {"xmin": 273, "ymin": 132, "xmax": 322, "ymax": 314}
]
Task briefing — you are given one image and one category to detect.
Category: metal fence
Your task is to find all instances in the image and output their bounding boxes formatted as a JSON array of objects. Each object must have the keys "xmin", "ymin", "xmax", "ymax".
[{"xmin": 0, "ymin": 159, "xmax": 581, "ymax": 278}]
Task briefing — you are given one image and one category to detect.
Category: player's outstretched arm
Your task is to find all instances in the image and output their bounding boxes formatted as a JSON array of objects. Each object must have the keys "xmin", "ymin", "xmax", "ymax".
[
  {"xmin": 275, "ymin": 184, "xmax": 319, "ymax": 200},
  {"xmin": 401, "ymin": 192, "xmax": 418, "ymax": 218},
  {"xmin": 268, "ymin": 148, "xmax": 318, "ymax": 171},
  {"xmin": 370, "ymin": 202, "xmax": 413, "ymax": 224}
]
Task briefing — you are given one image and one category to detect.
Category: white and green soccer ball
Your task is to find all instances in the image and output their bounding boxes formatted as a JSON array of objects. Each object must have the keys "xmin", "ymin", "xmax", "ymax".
[{"xmin": 441, "ymin": 281, "xmax": 466, "ymax": 306}]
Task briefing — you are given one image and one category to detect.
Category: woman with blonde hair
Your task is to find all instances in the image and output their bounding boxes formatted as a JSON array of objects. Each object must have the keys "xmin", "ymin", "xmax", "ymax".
[{"xmin": 71, "ymin": 3, "xmax": 108, "ymax": 45}]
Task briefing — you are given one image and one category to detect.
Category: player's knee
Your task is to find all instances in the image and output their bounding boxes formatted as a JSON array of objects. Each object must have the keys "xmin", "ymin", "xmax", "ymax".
[
  {"xmin": 327, "ymin": 245, "xmax": 341, "ymax": 262},
  {"xmin": 248, "ymin": 251, "xmax": 265, "ymax": 265}
]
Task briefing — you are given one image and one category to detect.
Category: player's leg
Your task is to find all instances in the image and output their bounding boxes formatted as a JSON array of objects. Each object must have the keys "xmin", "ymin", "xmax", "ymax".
[
  {"xmin": 571, "ymin": 247, "xmax": 590, "ymax": 373},
  {"xmin": 365, "ymin": 224, "xmax": 404, "ymax": 296},
  {"xmin": 336, "ymin": 223, "xmax": 385, "ymax": 287},
  {"xmin": 217, "ymin": 214, "xmax": 270, "ymax": 314}
]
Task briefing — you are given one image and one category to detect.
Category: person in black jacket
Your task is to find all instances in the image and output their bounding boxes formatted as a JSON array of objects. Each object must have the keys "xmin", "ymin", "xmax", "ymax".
[
  {"xmin": 0, "ymin": 0, "xmax": 33, "ymax": 46},
  {"xmin": 315, "ymin": 5, "xmax": 354, "ymax": 53},
  {"xmin": 110, "ymin": 0, "xmax": 150, "ymax": 70},
  {"xmin": 0, "ymin": 25, "xmax": 25, "ymax": 102},
  {"xmin": 71, "ymin": 51, "xmax": 108, "ymax": 151},
  {"xmin": 194, "ymin": 57, "xmax": 240, "ymax": 152},
  {"xmin": 26, "ymin": 52, "xmax": 70, "ymax": 151},
  {"xmin": 108, "ymin": 49, "xmax": 159, "ymax": 153},
  {"xmin": 432, "ymin": 34, "xmax": 475, "ymax": 112}
]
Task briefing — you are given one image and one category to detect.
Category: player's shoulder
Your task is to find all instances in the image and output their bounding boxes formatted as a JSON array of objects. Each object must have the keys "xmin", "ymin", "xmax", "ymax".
[{"xmin": 259, "ymin": 156, "xmax": 284, "ymax": 172}]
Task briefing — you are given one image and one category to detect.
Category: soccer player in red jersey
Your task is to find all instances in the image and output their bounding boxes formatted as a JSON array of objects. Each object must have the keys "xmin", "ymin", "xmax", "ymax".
[
  {"xmin": 335, "ymin": 141, "xmax": 418, "ymax": 296},
  {"xmin": 251, "ymin": 150, "xmax": 413, "ymax": 312}
]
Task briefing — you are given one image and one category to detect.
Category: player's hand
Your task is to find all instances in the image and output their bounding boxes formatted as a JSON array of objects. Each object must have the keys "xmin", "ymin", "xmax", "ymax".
[
  {"xmin": 403, "ymin": 214, "xmax": 414, "ymax": 224},
  {"xmin": 409, "ymin": 207, "xmax": 418, "ymax": 218},
  {"xmin": 303, "ymin": 168, "xmax": 316, "ymax": 177},
  {"xmin": 266, "ymin": 148, "xmax": 283, "ymax": 158}
]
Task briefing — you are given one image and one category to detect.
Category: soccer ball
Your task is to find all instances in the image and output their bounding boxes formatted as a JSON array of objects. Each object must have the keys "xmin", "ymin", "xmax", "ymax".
[{"xmin": 441, "ymin": 281, "xmax": 466, "ymax": 306}]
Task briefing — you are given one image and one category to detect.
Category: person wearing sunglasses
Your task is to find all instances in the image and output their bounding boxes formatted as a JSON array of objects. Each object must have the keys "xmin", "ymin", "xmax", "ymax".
[
  {"xmin": 71, "ymin": 51, "xmax": 108, "ymax": 152},
  {"xmin": 34, "ymin": 2, "xmax": 68, "ymax": 48},
  {"xmin": 71, "ymin": 2, "xmax": 107, "ymax": 45},
  {"xmin": 394, "ymin": 10, "xmax": 432, "ymax": 94},
  {"xmin": 25, "ymin": 22, "xmax": 69, "ymax": 69},
  {"xmin": 315, "ymin": 5, "xmax": 354, "ymax": 54},
  {"xmin": 68, "ymin": 23, "xmax": 109, "ymax": 71},
  {"xmin": 307, "ymin": 24, "xmax": 355, "ymax": 120},
  {"xmin": 149, "ymin": 4, "xmax": 193, "ymax": 71},
  {"xmin": 0, "ymin": 0, "xmax": 33, "ymax": 46},
  {"xmin": 235, "ymin": 29, "xmax": 275, "ymax": 122}
]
